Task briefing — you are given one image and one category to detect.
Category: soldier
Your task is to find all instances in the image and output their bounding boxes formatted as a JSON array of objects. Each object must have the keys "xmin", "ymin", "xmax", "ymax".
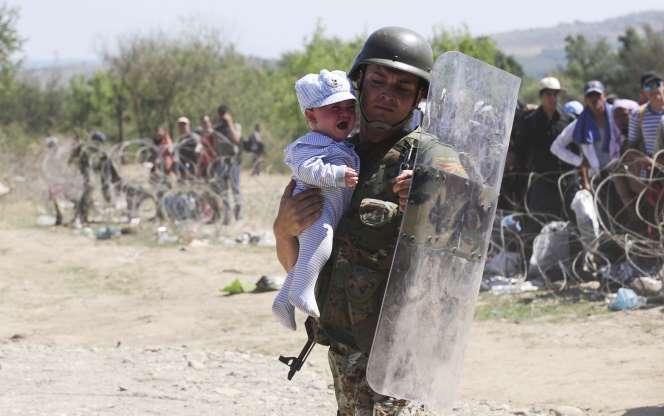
[
  {"xmin": 69, "ymin": 131, "xmax": 121, "ymax": 225},
  {"xmin": 246, "ymin": 123, "xmax": 265, "ymax": 176},
  {"xmin": 273, "ymin": 27, "xmax": 464, "ymax": 415},
  {"xmin": 214, "ymin": 105, "xmax": 243, "ymax": 222}
]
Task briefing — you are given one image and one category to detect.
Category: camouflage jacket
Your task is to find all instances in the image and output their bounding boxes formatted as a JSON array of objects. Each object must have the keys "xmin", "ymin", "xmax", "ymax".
[{"xmin": 315, "ymin": 127, "xmax": 464, "ymax": 353}]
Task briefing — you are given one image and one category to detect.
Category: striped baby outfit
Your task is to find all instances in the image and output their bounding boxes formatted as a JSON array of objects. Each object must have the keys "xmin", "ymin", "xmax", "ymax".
[{"xmin": 272, "ymin": 131, "xmax": 360, "ymax": 330}]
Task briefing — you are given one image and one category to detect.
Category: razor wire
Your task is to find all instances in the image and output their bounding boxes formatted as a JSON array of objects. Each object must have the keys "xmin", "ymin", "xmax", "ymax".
[
  {"xmin": 39, "ymin": 138, "xmax": 262, "ymax": 228},
  {"xmin": 39, "ymin": 138, "xmax": 664, "ymax": 285},
  {"xmin": 489, "ymin": 148, "xmax": 664, "ymax": 289}
]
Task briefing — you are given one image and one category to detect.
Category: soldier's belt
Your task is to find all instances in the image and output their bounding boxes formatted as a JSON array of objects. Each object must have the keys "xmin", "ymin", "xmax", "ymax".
[{"xmin": 336, "ymin": 236, "xmax": 392, "ymax": 271}]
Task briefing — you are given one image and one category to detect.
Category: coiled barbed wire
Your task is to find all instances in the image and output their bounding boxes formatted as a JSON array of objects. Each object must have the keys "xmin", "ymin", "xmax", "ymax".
[
  {"xmin": 490, "ymin": 149, "xmax": 664, "ymax": 290},
  {"xmin": 40, "ymin": 139, "xmax": 663, "ymax": 288}
]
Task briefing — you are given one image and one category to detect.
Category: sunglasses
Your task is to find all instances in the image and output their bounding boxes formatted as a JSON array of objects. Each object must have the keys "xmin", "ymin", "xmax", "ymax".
[
  {"xmin": 644, "ymin": 79, "xmax": 662, "ymax": 92},
  {"xmin": 540, "ymin": 89, "xmax": 560, "ymax": 97}
]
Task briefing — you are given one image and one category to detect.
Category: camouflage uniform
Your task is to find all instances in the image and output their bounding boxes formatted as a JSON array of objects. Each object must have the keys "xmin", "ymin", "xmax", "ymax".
[
  {"xmin": 213, "ymin": 121, "xmax": 242, "ymax": 222},
  {"xmin": 69, "ymin": 141, "xmax": 121, "ymax": 223},
  {"xmin": 328, "ymin": 341, "xmax": 430, "ymax": 416},
  {"xmin": 315, "ymin": 127, "xmax": 464, "ymax": 415}
]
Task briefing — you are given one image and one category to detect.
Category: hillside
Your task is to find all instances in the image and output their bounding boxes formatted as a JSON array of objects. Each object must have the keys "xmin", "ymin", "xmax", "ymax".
[
  {"xmin": 24, "ymin": 10, "xmax": 664, "ymax": 81},
  {"xmin": 22, "ymin": 59, "xmax": 102, "ymax": 85},
  {"xmin": 490, "ymin": 10, "xmax": 664, "ymax": 76}
]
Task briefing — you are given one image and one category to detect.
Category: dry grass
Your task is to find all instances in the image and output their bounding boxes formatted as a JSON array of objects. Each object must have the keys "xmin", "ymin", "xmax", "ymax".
[
  {"xmin": 227, "ymin": 172, "xmax": 290, "ymax": 230},
  {"xmin": 475, "ymin": 290, "xmax": 610, "ymax": 322}
]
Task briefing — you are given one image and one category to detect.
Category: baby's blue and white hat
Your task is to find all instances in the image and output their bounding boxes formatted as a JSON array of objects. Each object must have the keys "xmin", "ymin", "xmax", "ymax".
[{"xmin": 295, "ymin": 69, "xmax": 356, "ymax": 113}]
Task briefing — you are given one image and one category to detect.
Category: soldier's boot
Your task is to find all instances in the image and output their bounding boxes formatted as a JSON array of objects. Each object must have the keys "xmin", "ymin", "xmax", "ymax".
[{"xmin": 234, "ymin": 205, "xmax": 242, "ymax": 221}]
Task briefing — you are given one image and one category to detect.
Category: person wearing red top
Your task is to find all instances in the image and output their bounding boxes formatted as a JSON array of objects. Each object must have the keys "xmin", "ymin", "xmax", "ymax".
[
  {"xmin": 196, "ymin": 115, "xmax": 218, "ymax": 178},
  {"xmin": 151, "ymin": 127, "xmax": 175, "ymax": 177}
]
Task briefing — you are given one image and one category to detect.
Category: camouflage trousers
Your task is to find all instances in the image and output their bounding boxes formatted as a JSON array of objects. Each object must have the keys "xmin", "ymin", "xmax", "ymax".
[
  {"xmin": 211, "ymin": 160, "xmax": 242, "ymax": 223},
  {"xmin": 328, "ymin": 342, "xmax": 436, "ymax": 416}
]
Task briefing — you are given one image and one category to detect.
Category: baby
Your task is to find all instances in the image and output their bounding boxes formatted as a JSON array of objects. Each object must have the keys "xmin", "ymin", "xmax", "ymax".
[{"xmin": 272, "ymin": 69, "xmax": 360, "ymax": 330}]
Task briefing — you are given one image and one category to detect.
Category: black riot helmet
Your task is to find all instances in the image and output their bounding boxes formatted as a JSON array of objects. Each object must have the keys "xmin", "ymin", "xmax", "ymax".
[
  {"xmin": 349, "ymin": 26, "xmax": 433, "ymax": 88},
  {"xmin": 349, "ymin": 27, "xmax": 433, "ymax": 130}
]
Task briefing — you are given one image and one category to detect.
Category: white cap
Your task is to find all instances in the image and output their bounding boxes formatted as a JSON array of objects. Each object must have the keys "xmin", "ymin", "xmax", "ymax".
[
  {"xmin": 563, "ymin": 100, "xmax": 584, "ymax": 116},
  {"xmin": 539, "ymin": 76, "xmax": 562, "ymax": 91},
  {"xmin": 177, "ymin": 116, "xmax": 190, "ymax": 124},
  {"xmin": 613, "ymin": 99, "xmax": 639, "ymax": 112},
  {"xmin": 295, "ymin": 69, "xmax": 356, "ymax": 113},
  {"xmin": 45, "ymin": 136, "xmax": 58, "ymax": 147}
]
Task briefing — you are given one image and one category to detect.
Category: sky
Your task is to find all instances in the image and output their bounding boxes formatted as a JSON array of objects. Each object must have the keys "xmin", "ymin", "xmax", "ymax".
[{"xmin": 7, "ymin": 0, "xmax": 664, "ymax": 64}]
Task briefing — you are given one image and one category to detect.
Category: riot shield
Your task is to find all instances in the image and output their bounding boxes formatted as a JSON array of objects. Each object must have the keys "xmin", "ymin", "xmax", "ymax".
[{"xmin": 366, "ymin": 52, "xmax": 520, "ymax": 411}]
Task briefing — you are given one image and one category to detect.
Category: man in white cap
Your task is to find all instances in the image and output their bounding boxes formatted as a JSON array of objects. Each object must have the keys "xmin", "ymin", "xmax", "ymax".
[
  {"xmin": 175, "ymin": 116, "xmax": 200, "ymax": 178},
  {"xmin": 271, "ymin": 69, "xmax": 360, "ymax": 330},
  {"xmin": 514, "ymin": 76, "xmax": 573, "ymax": 220},
  {"xmin": 550, "ymin": 80, "xmax": 622, "ymax": 184},
  {"xmin": 549, "ymin": 82, "xmax": 642, "ymax": 226}
]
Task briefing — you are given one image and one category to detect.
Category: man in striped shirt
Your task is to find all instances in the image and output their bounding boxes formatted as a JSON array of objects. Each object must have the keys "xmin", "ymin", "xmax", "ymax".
[
  {"xmin": 622, "ymin": 72, "xmax": 664, "ymax": 198},
  {"xmin": 627, "ymin": 72, "xmax": 664, "ymax": 157}
]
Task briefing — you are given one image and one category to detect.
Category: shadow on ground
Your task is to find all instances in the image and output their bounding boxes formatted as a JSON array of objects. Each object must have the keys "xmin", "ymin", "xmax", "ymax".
[{"xmin": 623, "ymin": 406, "xmax": 664, "ymax": 416}]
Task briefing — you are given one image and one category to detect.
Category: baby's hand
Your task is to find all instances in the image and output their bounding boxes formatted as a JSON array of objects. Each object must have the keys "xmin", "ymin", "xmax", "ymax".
[{"xmin": 345, "ymin": 167, "xmax": 359, "ymax": 188}]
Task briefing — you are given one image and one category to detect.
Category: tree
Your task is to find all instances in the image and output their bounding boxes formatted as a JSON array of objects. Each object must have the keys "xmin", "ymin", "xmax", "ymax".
[
  {"xmin": 563, "ymin": 34, "xmax": 619, "ymax": 96},
  {"xmin": 0, "ymin": 3, "xmax": 21, "ymax": 74},
  {"xmin": 173, "ymin": 49, "xmax": 270, "ymax": 135},
  {"xmin": 8, "ymin": 73, "xmax": 67, "ymax": 134},
  {"xmin": 105, "ymin": 27, "xmax": 228, "ymax": 137},
  {"xmin": 561, "ymin": 25, "xmax": 664, "ymax": 100},
  {"xmin": 64, "ymin": 71, "xmax": 118, "ymax": 135},
  {"xmin": 613, "ymin": 25, "xmax": 664, "ymax": 98},
  {"xmin": 430, "ymin": 25, "xmax": 524, "ymax": 77},
  {"xmin": 0, "ymin": 3, "xmax": 23, "ymax": 125}
]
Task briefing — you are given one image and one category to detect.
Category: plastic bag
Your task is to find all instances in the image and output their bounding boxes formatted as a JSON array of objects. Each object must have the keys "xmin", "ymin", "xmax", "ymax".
[
  {"xmin": 570, "ymin": 189, "xmax": 599, "ymax": 248},
  {"xmin": 608, "ymin": 288, "xmax": 647, "ymax": 311}
]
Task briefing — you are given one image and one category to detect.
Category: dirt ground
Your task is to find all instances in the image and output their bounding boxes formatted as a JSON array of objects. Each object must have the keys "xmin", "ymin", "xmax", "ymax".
[{"xmin": 0, "ymin": 172, "xmax": 663, "ymax": 416}]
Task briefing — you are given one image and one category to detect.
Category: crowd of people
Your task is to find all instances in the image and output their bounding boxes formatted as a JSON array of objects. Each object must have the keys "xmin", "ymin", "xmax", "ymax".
[
  {"xmin": 58, "ymin": 105, "xmax": 266, "ymax": 226},
  {"xmin": 51, "ymin": 70, "xmax": 664, "ymax": 267},
  {"xmin": 48, "ymin": 68, "xmax": 664, "ymax": 254},
  {"xmin": 502, "ymin": 72, "xmax": 664, "ymax": 238}
]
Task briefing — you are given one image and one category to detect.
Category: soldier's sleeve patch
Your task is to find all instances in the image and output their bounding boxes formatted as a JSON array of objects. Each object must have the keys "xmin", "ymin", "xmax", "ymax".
[
  {"xmin": 383, "ymin": 149, "xmax": 401, "ymax": 165},
  {"xmin": 359, "ymin": 198, "xmax": 399, "ymax": 228}
]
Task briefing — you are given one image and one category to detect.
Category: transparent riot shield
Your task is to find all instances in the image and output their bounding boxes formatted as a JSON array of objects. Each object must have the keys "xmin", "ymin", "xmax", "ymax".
[{"xmin": 366, "ymin": 52, "xmax": 520, "ymax": 411}]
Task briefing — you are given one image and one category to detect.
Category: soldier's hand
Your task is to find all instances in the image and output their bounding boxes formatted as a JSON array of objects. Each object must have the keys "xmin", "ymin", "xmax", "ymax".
[
  {"xmin": 393, "ymin": 170, "xmax": 413, "ymax": 212},
  {"xmin": 274, "ymin": 179, "xmax": 323, "ymax": 238},
  {"xmin": 345, "ymin": 167, "xmax": 359, "ymax": 188}
]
